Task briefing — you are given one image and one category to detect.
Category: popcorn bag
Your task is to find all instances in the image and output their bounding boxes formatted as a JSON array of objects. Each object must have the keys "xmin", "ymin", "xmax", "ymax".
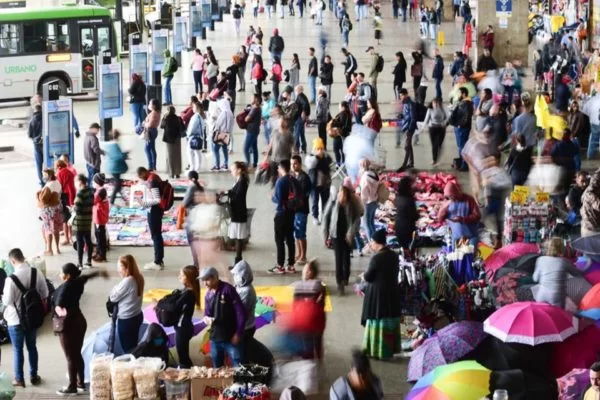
[
  {"xmin": 90, "ymin": 353, "xmax": 113, "ymax": 400},
  {"xmin": 111, "ymin": 354, "xmax": 136, "ymax": 400},
  {"xmin": 133, "ymin": 357, "xmax": 165, "ymax": 400}
]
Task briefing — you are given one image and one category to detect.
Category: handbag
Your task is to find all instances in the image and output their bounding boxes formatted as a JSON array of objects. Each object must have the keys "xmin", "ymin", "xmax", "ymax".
[
  {"xmin": 143, "ymin": 127, "xmax": 151, "ymax": 141},
  {"xmin": 213, "ymin": 131, "xmax": 231, "ymax": 145},
  {"xmin": 189, "ymin": 135, "xmax": 203, "ymax": 150},
  {"xmin": 410, "ymin": 63, "xmax": 422, "ymax": 77},
  {"xmin": 52, "ymin": 315, "xmax": 65, "ymax": 333}
]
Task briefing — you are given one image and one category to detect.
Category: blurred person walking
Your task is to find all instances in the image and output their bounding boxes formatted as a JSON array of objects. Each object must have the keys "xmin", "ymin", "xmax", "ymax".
[
  {"xmin": 128, "ymin": 73, "xmax": 147, "ymax": 133},
  {"xmin": 161, "ymin": 106, "xmax": 184, "ymax": 178}
]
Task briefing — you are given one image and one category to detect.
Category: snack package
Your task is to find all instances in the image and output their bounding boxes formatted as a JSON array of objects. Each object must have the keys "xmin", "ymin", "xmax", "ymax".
[
  {"xmin": 133, "ymin": 357, "xmax": 165, "ymax": 400},
  {"xmin": 111, "ymin": 354, "xmax": 136, "ymax": 400},
  {"xmin": 90, "ymin": 353, "xmax": 113, "ymax": 400}
]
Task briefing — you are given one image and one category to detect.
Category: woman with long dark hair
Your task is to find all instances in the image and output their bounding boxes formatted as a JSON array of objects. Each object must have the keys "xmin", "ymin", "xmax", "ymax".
[
  {"xmin": 161, "ymin": 105, "xmax": 183, "ymax": 178},
  {"xmin": 423, "ymin": 97, "xmax": 448, "ymax": 166},
  {"xmin": 109, "ymin": 254, "xmax": 145, "ymax": 353},
  {"xmin": 330, "ymin": 349, "xmax": 383, "ymax": 398},
  {"xmin": 142, "ymin": 99, "xmax": 160, "ymax": 171},
  {"xmin": 54, "ymin": 263, "xmax": 108, "ymax": 395},
  {"xmin": 174, "ymin": 266, "xmax": 200, "ymax": 368},
  {"xmin": 237, "ymin": 45, "xmax": 249, "ymax": 92},
  {"xmin": 128, "ymin": 73, "xmax": 147, "ymax": 132},
  {"xmin": 394, "ymin": 176, "xmax": 417, "ymax": 248},
  {"xmin": 183, "ymin": 170, "xmax": 205, "ymax": 268},
  {"xmin": 191, "ymin": 49, "xmax": 205, "ymax": 94},
  {"xmin": 392, "ymin": 51, "xmax": 407, "ymax": 100},
  {"xmin": 330, "ymin": 101, "xmax": 353, "ymax": 166},
  {"xmin": 251, "ymin": 54, "xmax": 265, "ymax": 95},
  {"xmin": 227, "ymin": 161, "xmax": 250, "ymax": 265},
  {"xmin": 410, "ymin": 51, "xmax": 424, "ymax": 97},
  {"xmin": 288, "ymin": 53, "xmax": 301, "ymax": 90}
]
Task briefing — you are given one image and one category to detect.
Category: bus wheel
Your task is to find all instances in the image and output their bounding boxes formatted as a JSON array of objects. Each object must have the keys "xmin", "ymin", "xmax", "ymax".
[{"xmin": 40, "ymin": 77, "xmax": 68, "ymax": 96}]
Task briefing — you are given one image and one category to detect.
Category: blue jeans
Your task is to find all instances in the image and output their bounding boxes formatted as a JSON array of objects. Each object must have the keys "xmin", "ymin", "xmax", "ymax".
[
  {"xmin": 295, "ymin": 118, "xmax": 307, "ymax": 152},
  {"xmin": 435, "ymin": 79, "xmax": 442, "ymax": 100},
  {"xmin": 572, "ymin": 137, "xmax": 581, "ymax": 171},
  {"xmin": 263, "ymin": 120, "xmax": 272, "ymax": 145},
  {"xmin": 8, "ymin": 325, "xmax": 38, "ymax": 382},
  {"xmin": 271, "ymin": 51, "xmax": 282, "ymax": 62},
  {"xmin": 342, "ymin": 30, "xmax": 349, "ymax": 47},
  {"xmin": 86, "ymin": 164, "xmax": 99, "ymax": 187},
  {"xmin": 145, "ymin": 128, "xmax": 158, "ymax": 170},
  {"xmin": 588, "ymin": 123, "xmax": 600, "ymax": 159},
  {"xmin": 454, "ymin": 127, "xmax": 470, "ymax": 169},
  {"xmin": 130, "ymin": 103, "xmax": 146, "ymax": 131},
  {"xmin": 244, "ymin": 130, "xmax": 259, "ymax": 167},
  {"xmin": 148, "ymin": 206, "xmax": 164, "ymax": 264},
  {"xmin": 311, "ymin": 186, "xmax": 330, "ymax": 220},
  {"xmin": 164, "ymin": 76, "xmax": 173, "ymax": 104},
  {"xmin": 117, "ymin": 313, "xmax": 143, "ymax": 354},
  {"xmin": 364, "ymin": 201, "xmax": 378, "ymax": 240},
  {"xmin": 308, "ymin": 76, "xmax": 317, "ymax": 103},
  {"xmin": 34, "ymin": 143, "xmax": 43, "ymax": 187},
  {"xmin": 401, "ymin": 6, "xmax": 406, "ymax": 21},
  {"xmin": 294, "ymin": 212, "xmax": 308, "ymax": 240},
  {"xmin": 212, "ymin": 142, "xmax": 229, "ymax": 168},
  {"xmin": 210, "ymin": 340, "xmax": 240, "ymax": 368}
]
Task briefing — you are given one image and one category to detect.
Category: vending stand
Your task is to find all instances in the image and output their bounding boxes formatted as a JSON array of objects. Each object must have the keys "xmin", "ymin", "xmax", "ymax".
[
  {"xmin": 42, "ymin": 81, "xmax": 74, "ymax": 168},
  {"xmin": 129, "ymin": 32, "xmax": 148, "ymax": 84}
]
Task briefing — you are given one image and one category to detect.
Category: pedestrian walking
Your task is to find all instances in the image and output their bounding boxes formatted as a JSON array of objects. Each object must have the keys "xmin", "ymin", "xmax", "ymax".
[
  {"xmin": 341, "ymin": 48, "xmax": 357, "ymax": 88},
  {"xmin": 136, "ymin": 168, "xmax": 167, "ymax": 270},
  {"xmin": 83, "ymin": 123, "xmax": 104, "ymax": 187},
  {"xmin": 28, "ymin": 104, "xmax": 44, "ymax": 188},
  {"xmin": 268, "ymin": 160, "xmax": 297, "ymax": 274},
  {"xmin": 422, "ymin": 98, "xmax": 448, "ymax": 166},
  {"xmin": 392, "ymin": 51, "xmax": 407, "ymax": 100},
  {"xmin": 307, "ymin": 48, "xmax": 319, "ymax": 103}
]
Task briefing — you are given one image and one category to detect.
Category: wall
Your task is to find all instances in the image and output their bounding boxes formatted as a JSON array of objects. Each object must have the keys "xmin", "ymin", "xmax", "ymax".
[
  {"xmin": 476, "ymin": 0, "xmax": 529, "ymax": 66},
  {"xmin": 422, "ymin": 0, "xmax": 455, "ymax": 22}
]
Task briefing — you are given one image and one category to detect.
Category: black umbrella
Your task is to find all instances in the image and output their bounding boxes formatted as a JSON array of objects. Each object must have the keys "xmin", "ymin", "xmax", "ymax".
[{"xmin": 489, "ymin": 369, "xmax": 558, "ymax": 400}]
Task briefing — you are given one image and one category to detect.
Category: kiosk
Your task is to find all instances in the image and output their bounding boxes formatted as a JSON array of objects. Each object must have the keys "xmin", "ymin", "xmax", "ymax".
[
  {"xmin": 99, "ymin": 61, "xmax": 124, "ymax": 139},
  {"xmin": 201, "ymin": 0, "xmax": 214, "ymax": 32},
  {"xmin": 42, "ymin": 81, "xmax": 74, "ymax": 168},
  {"xmin": 172, "ymin": 10, "xmax": 188, "ymax": 63},
  {"xmin": 189, "ymin": 1, "xmax": 204, "ymax": 46},
  {"xmin": 149, "ymin": 23, "xmax": 168, "ymax": 104},
  {"xmin": 129, "ymin": 32, "xmax": 148, "ymax": 84}
]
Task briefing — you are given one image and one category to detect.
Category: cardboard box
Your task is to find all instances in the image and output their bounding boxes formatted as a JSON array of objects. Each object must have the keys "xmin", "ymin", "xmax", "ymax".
[{"xmin": 190, "ymin": 377, "xmax": 233, "ymax": 400}]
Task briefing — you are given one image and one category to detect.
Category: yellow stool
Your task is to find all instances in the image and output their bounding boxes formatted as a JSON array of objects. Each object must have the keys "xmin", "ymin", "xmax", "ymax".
[{"xmin": 437, "ymin": 30, "xmax": 445, "ymax": 46}]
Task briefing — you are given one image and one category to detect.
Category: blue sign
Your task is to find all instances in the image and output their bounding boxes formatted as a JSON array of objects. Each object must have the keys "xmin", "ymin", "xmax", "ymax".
[
  {"xmin": 496, "ymin": 0, "xmax": 512, "ymax": 16},
  {"xmin": 99, "ymin": 63, "xmax": 123, "ymax": 119},
  {"xmin": 152, "ymin": 29, "xmax": 169, "ymax": 72},
  {"xmin": 42, "ymin": 99, "xmax": 73, "ymax": 168}
]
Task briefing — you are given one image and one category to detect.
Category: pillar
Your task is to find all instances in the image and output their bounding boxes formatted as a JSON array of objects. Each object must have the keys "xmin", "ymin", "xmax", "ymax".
[
  {"xmin": 422, "ymin": 0, "xmax": 455, "ymax": 22},
  {"xmin": 476, "ymin": 0, "xmax": 529, "ymax": 67}
]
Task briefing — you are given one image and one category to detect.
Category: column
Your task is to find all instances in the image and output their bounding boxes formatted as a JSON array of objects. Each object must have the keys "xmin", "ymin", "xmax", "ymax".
[
  {"xmin": 476, "ymin": 0, "xmax": 529, "ymax": 67},
  {"xmin": 422, "ymin": 0, "xmax": 455, "ymax": 22}
]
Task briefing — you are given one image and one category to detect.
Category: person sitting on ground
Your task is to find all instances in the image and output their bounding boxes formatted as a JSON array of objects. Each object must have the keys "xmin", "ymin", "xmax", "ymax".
[
  {"xmin": 131, "ymin": 323, "xmax": 170, "ymax": 365},
  {"xmin": 330, "ymin": 349, "xmax": 384, "ymax": 399}
]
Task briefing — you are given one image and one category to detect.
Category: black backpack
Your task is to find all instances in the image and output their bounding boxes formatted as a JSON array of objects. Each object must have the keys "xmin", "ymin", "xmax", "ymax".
[
  {"xmin": 171, "ymin": 58, "xmax": 179, "ymax": 73},
  {"xmin": 232, "ymin": 8, "xmax": 242, "ymax": 18},
  {"xmin": 286, "ymin": 176, "xmax": 304, "ymax": 212},
  {"xmin": 10, "ymin": 268, "xmax": 45, "ymax": 331},
  {"xmin": 155, "ymin": 290, "xmax": 182, "ymax": 327},
  {"xmin": 375, "ymin": 55, "xmax": 384, "ymax": 72}
]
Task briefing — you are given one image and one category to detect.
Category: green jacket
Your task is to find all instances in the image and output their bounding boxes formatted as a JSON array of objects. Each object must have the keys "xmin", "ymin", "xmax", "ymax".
[
  {"xmin": 73, "ymin": 187, "xmax": 94, "ymax": 232},
  {"xmin": 163, "ymin": 56, "xmax": 176, "ymax": 78}
]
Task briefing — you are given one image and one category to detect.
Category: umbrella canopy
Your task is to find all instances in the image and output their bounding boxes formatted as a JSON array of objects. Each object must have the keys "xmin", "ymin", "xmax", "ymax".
[
  {"xmin": 490, "ymin": 271, "xmax": 535, "ymax": 307},
  {"xmin": 585, "ymin": 270, "xmax": 600, "ymax": 285},
  {"xmin": 551, "ymin": 325, "xmax": 600, "ymax": 378},
  {"xmin": 572, "ymin": 233, "xmax": 600, "ymax": 256},
  {"xmin": 557, "ymin": 368, "xmax": 589, "ymax": 400},
  {"xmin": 484, "ymin": 244, "xmax": 540, "ymax": 278},
  {"xmin": 407, "ymin": 321, "xmax": 487, "ymax": 381},
  {"xmin": 484, "ymin": 302, "xmax": 578, "ymax": 346},
  {"xmin": 579, "ymin": 283, "xmax": 600, "ymax": 310},
  {"xmin": 407, "ymin": 361, "xmax": 491, "ymax": 400}
]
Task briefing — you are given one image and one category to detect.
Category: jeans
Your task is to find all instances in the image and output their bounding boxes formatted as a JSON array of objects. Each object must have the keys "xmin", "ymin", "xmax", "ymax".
[
  {"xmin": 193, "ymin": 70, "xmax": 203, "ymax": 94},
  {"xmin": 76, "ymin": 230, "xmax": 93, "ymax": 265},
  {"xmin": 95, "ymin": 224, "xmax": 107, "ymax": 258},
  {"xmin": 117, "ymin": 313, "xmax": 143, "ymax": 354},
  {"xmin": 401, "ymin": 6, "xmax": 406, "ymax": 21},
  {"xmin": 364, "ymin": 201, "xmax": 378, "ymax": 240},
  {"xmin": 342, "ymin": 30, "xmax": 349, "ymax": 47},
  {"xmin": 316, "ymin": 8, "xmax": 323, "ymax": 24},
  {"xmin": 429, "ymin": 126, "xmax": 446, "ymax": 164},
  {"xmin": 144, "ymin": 128, "xmax": 158, "ymax": 170},
  {"xmin": 271, "ymin": 51, "xmax": 282, "ymax": 62},
  {"xmin": 8, "ymin": 325, "xmax": 38, "ymax": 382},
  {"xmin": 212, "ymin": 142, "xmax": 229, "ymax": 168},
  {"xmin": 511, "ymin": 169, "xmax": 530, "ymax": 187},
  {"xmin": 311, "ymin": 186, "xmax": 330, "ymax": 220},
  {"xmin": 86, "ymin": 164, "xmax": 98, "ymax": 187},
  {"xmin": 175, "ymin": 323, "xmax": 194, "ymax": 368},
  {"xmin": 263, "ymin": 120, "xmax": 272, "ymax": 145},
  {"xmin": 186, "ymin": 230, "xmax": 199, "ymax": 268},
  {"xmin": 333, "ymin": 136, "xmax": 344, "ymax": 165},
  {"xmin": 435, "ymin": 79, "xmax": 443, "ymax": 100},
  {"xmin": 237, "ymin": 65, "xmax": 246, "ymax": 91},
  {"xmin": 317, "ymin": 122, "xmax": 328, "ymax": 150},
  {"xmin": 333, "ymin": 238, "xmax": 351, "ymax": 285},
  {"xmin": 588, "ymin": 123, "xmax": 600, "ymax": 159},
  {"xmin": 33, "ymin": 143, "xmax": 43, "ymax": 187},
  {"xmin": 454, "ymin": 127, "xmax": 470, "ymax": 169},
  {"xmin": 110, "ymin": 174, "xmax": 122, "ymax": 205},
  {"xmin": 294, "ymin": 118, "xmax": 307, "ymax": 152},
  {"xmin": 267, "ymin": 4, "xmax": 273, "ymax": 17},
  {"xmin": 244, "ymin": 130, "xmax": 259, "ymax": 167},
  {"xmin": 504, "ymin": 85, "xmax": 514, "ymax": 105},
  {"xmin": 308, "ymin": 76, "xmax": 317, "ymax": 102},
  {"xmin": 58, "ymin": 311, "xmax": 87, "ymax": 390},
  {"xmin": 164, "ymin": 76, "xmax": 173, "ymax": 104},
  {"xmin": 401, "ymin": 130, "xmax": 415, "ymax": 168},
  {"xmin": 210, "ymin": 340, "xmax": 241, "ymax": 368},
  {"xmin": 429, "ymin": 23, "xmax": 437, "ymax": 40},
  {"xmin": 148, "ymin": 206, "xmax": 164, "ymax": 264},
  {"xmin": 130, "ymin": 102, "xmax": 146, "ymax": 131},
  {"xmin": 572, "ymin": 137, "xmax": 581, "ymax": 171},
  {"xmin": 274, "ymin": 212, "xmax": 295, "ymax": 266},
  {"xmin": 272, "ymin": 80, "xmax": 280, "ymax": 100}
]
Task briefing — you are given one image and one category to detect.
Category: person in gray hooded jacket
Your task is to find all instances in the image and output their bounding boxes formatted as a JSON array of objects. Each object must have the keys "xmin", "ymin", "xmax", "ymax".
[
  {"xmin": 231, "ymin": 260, "xmax": 257, "ymax": 362},
  {"xmin": 330, "ymin": 349, "xmax": 383, "ymax": 400}
]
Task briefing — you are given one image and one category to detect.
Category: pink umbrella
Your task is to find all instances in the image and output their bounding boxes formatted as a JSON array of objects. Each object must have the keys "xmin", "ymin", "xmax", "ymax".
[
  {"xmin": 484, "ymin": 243, "xmax": 540, "ymax": 278},
  {"xmin": 483, "ymin": 302, "xmax": 578, "ymax": 346},
  {"xmin": 557, "ymin": 368, "xmax": 590, "ymax": 400}
]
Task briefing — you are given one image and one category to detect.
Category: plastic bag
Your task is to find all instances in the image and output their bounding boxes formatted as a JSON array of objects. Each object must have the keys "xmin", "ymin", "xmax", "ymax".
[
  {"xmin": 0, "ymin": 373, "xmax": 15, "ymax": 400},
  {"xmin": 111, "ymin": 354, "xmax": 136, "ymax": 400},
  {"xmin": 90, "ymin": 353, "xmax": 113, "ymax": 400},
  {"xmin": 133, "ymin": 357, "xmax": 165, "ymax": 400}
]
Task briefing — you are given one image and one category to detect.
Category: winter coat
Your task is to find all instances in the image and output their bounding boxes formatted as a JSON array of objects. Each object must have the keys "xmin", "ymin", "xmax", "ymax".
[
  {"xmin": 532, "ymin": 256, "xmax": 583, "ymax": 308},
  {"xmin": 581, "ymin": 169, "xmax": 600, "ymax": 235},
  {"xmin": 394, "ymin": 194, "xmax": 418, "ymax": 239},
  {"xmin": 432, "ymin": 56, "xmax": 444, "ymax": 80},
  {"xmin": 231, "ymin": 260, "xmax": 257, "ymax": 331},
  {"xmin": 128, "ymin": 80, "xmax": 147, "ymax": 104},
  {"xmin": 330, "ymin": 375, "xmax": 384, "ymax": 400},
  {"xmin": 359, "ymin": 171, "xmax": 379, "ymax": 204},
  {"xmin": 315, "ymin": 95, "xmax": 330, "ymax": 123},
  {"xmin": 392, "ymin": 60, "xmax": 407, "ymax": 85},
  {"xmin": 322, "ymin": 196, "xmax": 361, "ymax": 242},
  {"xmin": 228, "ymin": 177, "xmax": 248, "ymax": 223},
  {"xmin": 161, "ymin": 113, "xmax": 183, "ymax": 144},
  {"xmin": 320, "ymin": 62, "xmax": 334, "ymax": 85},
  {"xmin": 360, "ymin": 247, "xmax": 401, "ymax": 325}
]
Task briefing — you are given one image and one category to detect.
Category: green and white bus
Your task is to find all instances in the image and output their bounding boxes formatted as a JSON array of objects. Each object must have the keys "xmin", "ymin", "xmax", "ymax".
[{"xmin": 0, "ymin": 5, "xmax": 117, "ymax": 100}]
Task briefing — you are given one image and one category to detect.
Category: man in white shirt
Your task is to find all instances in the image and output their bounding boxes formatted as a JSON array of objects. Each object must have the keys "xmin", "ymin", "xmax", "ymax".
[{"xmin": 2, "ymin": 248, "xmax": 48, "ymax": 388}]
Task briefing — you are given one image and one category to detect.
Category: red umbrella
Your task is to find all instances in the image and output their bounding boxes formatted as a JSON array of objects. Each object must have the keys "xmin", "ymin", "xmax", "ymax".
[
  {"xmin": 580, "ymin": 283, "xmax": 600, "ymax": 310},
  {"xmin": 551, "ymin": 325, "xmax": 600, "ymax": 378},
  {"xmin": 484, "ymin": 243, "xmax": 540, "ymax": 279}
]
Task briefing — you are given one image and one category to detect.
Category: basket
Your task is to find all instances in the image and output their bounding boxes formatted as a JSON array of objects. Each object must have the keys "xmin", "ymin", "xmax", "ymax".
[{"xmin": 164, "ymin": 380, "xmax": 190, "ymax": 400}]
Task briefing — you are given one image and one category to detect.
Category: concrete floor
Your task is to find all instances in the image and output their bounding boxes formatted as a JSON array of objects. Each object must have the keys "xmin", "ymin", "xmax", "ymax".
[{"xmin": 0, "ymin": 5, "xmax": 592, "ymax": 400}]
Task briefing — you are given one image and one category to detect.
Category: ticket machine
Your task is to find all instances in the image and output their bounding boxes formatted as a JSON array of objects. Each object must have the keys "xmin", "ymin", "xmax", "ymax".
[{"xmin": 42, "ymin": 81, "xmax": 74, "ymax": 168}]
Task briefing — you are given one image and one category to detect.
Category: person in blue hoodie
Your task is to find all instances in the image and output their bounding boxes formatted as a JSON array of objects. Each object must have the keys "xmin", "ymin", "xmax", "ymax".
[
  {"xmin": 104, "ymin": 129, "xmax": 129, "ymax": 205},
  {"xmin": 268, "ymin": 160, "xmax": 297, "ymax": 274},
  {"xmin": 432, "ymin": 49, "xmax": 445, "ymax": 100},
  {"xmin": 231, "ymin": 260, "xmax": 257, "ymax": 363}
]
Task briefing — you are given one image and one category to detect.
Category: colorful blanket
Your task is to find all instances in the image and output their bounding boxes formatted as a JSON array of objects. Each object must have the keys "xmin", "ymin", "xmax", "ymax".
[
  {"xmin": 105, "ymin": 178, "xmax": 191, "ymax": 203},
  {"xmin": 107, "ymin": 206, "xmax": 188, "ymax": 246}
]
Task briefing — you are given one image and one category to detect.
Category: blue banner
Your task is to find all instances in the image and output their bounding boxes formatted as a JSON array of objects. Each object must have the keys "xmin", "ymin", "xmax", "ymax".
[{"xmin": 496, "ymin": 0, "xmax": 512, "ymax": 16}]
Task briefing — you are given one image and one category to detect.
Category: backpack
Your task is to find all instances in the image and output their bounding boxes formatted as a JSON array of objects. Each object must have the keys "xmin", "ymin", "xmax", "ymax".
[
  {"xmin": 232, "ymin": 8, "xmax": 242, "ymax": 18},
  {"xmin": 171, "ymin": 57, "xmax": 179, "ymax": 73},
  {"xmin": 236, "ymin": 108, "xmax": 250, "ymax": 129},
  {"xmin": 342, "ymin": 18, "xmax": 352, "ymax": 31},
  {"xmin": 155, "ymin": 290, "xmax": 182, "ymax": 327},
  {"xmin": 375, "ymin": 55, "xmax": 384, "ymax": 72},
  {"xmin": 10, "ymin": 268, "xmax": 44, "ymax": 331},
  {"xmin": 321, "ymin": 0, "xmax": 326, "ymax": 10},
  {"xmin": 286, "ymin": 176, "xmax": 304, "ymax": 211},
  {"xmin": 282, "ymin": 102, "xmax": 300, "ymax": 122},
  {"xmin": 150, "ymin": 173, "xmax": 175, "ymax": 211}
]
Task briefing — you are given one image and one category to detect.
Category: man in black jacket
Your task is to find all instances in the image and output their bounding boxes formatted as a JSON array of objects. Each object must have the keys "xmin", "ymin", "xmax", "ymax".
[
  {"xmin": 431, "ymin": 48, "xmax": 445, "ymax": 99},
  {"xmin": 449, "ymin": 87, "xmax": 473, "ymax": 171},
  {"xmin": 294, "ymin": 85, "xmax": 311, "ymax": 154},
  {"xmin": 476, "ymin": 48, "xmax": 498, "ymax": 73},
  {"xmin": 268, "ymin": 28, "xmax": 285, "ymax": 62},
  {"xmin": 341, "ymin": 48, "xmax": 357, "ymax": 88},
  {"xmin": 307, "ymin": 47, "xmax": 318, "ymax": 103},
  {"xmin": 28, "ymin": 105, "xmax": 44, "ymax": 187}
]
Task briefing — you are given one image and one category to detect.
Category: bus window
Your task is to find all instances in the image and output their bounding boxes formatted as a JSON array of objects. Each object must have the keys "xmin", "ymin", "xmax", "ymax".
[
  {"xmin": 80, "ymin": 27, "xmax": 94, "ymax": 57},
  {"xmin": 0, "ymin": 24, "xmax": 20, "ymax": 55},
  {"xmin": 97, "ymin": 26, "xmax": 110, "ymax": 54},
  {"xmin": 23, "ymin": 21, "xmax": 48, "ymax": 53},
  {"xmin": 47, "ymin": 22, "xmax": 70, "ymax": 52}
]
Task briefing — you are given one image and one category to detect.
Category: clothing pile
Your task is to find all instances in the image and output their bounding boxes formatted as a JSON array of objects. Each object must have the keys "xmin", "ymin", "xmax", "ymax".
[
  {"xmin": 105, "ymin": 178, "xmax": 189, "ymax": 202},
  {"xmin": 107, "ymin": 206, "xmax": 188, "ymax": 246}
]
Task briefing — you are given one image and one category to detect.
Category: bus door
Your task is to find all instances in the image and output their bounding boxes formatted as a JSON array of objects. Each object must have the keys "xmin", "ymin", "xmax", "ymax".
[{"xmin": 78, "ymin": 24, "xmax": 112, "ymax": 90}]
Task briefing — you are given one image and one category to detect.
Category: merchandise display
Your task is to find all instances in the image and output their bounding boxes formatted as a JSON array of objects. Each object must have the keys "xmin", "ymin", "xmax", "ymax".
[
  {"xmin": 503, "ymin": 201, "xmax": 554, "ymax": 244},
  {"xmin": 111, "ymin": 354, "xmax": 136, "ymax": 400},
  {"xmin": 90, "ymin": 353, "xmax": 113, "ymax": 400},
  {"xmin": 133, "ymin": 357, "xmax": 165, "ymax": 400}
]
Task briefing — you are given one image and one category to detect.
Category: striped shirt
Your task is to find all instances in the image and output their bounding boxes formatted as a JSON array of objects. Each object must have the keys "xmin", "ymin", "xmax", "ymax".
[{"xmin": 73, "ymin": 187, "xmax": 94, "ymax": 232}]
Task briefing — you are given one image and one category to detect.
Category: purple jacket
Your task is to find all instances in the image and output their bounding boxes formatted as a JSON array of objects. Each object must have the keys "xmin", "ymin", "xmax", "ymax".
[{"xmin": 204, "ymin": 280, "xmax": 247, "ymax": 341}]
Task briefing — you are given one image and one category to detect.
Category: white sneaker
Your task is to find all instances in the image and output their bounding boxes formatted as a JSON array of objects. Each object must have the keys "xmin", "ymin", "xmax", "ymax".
[
  {"xmin": 143, "ymin": 262, "xmax": 164, "ymax": 271},
  {"xmin": 313, "ymin": 217, "xmax": 320, "ymax": 226}
]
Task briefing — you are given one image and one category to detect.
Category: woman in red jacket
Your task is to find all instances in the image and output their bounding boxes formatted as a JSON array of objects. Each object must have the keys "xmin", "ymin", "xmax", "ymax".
[
  {"xmin": 56, "ymin": 159, "xmax": 76, "ymax": 246},
  {"xmin": 271, "ymin": 57, "xmax": 283, "ymax": 101},
  {"xmin": 92, "ymin": 173, "xmax": 110, "ymax": 262},
  {"xmin": 251, "ymin": 54, "xmax": 266, "ymax": 96}
]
